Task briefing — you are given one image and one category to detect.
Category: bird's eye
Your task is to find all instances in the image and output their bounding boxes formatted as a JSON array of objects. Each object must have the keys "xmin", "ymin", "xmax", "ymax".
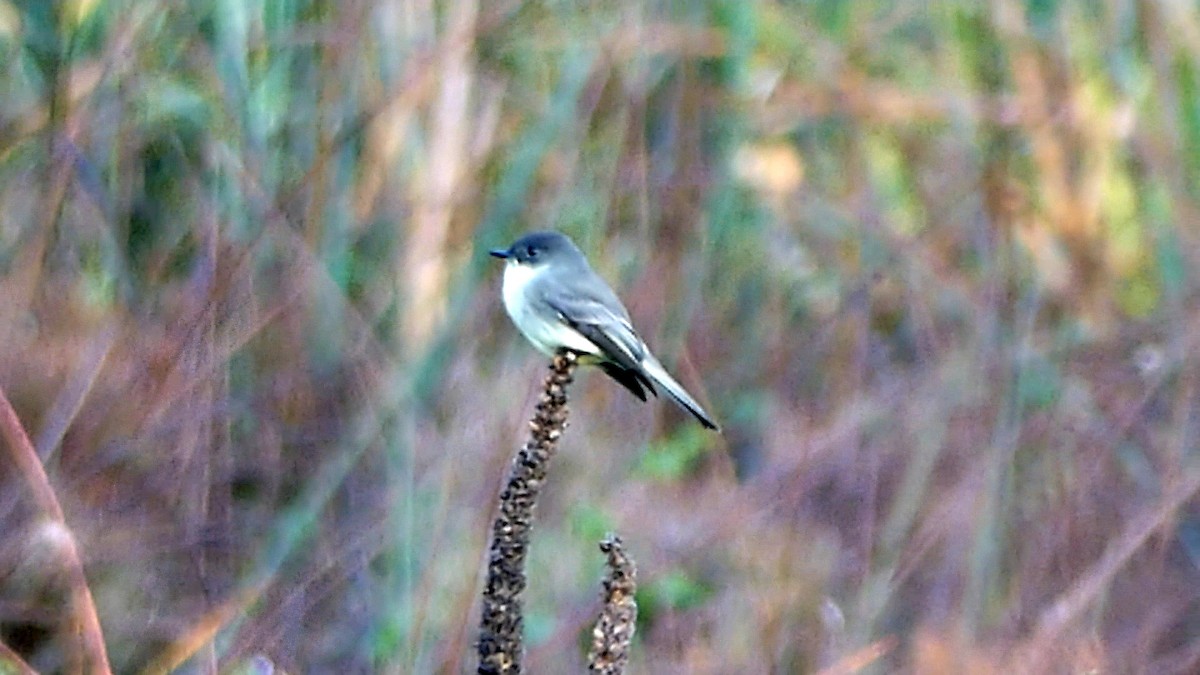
[{"xmin": 526, "ymin": 246, "xmax": 538, "ymax": 258}]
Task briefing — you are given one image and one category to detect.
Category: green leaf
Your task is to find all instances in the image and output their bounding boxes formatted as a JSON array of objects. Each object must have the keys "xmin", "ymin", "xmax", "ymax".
[
  {"xmin": 1016, "ymin": 353, "xmax": 1060, "ymax": 410},
  {"xmin": 569, "ymin": 502, "xmax": 614, "ymax": 543},
  {"xmin": 634, "ymin": 425, "xmax": 710, "ymax": 481},
  {"xmin": 637, "ymin": 569, "xmax": 713, "ymax": 624}
]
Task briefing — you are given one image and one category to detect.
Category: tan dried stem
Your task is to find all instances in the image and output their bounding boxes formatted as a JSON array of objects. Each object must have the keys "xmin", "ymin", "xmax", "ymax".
[
  {"xmin": 0, "ymin": 386, "xmax": 112, "ymax": 674},
  {"xmin": 587, "ymin": 535, "xmax": 638, "ymax": 675},
  {"xmin": 477, "ymin": 351, "xmax": 577, "ymax": 675},
  {"xmin": 0, "ymin": 639, "xmax": 39, "ymax": 675}
]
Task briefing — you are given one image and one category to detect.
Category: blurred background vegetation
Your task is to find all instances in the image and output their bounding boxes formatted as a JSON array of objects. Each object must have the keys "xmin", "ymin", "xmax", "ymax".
[{"xmin": 1, "ymin": 0, "xmax": 1199, "ymax": 672}]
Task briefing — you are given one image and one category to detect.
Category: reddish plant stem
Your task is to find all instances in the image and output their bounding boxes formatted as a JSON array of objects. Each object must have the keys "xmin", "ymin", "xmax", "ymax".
[{"xmin": 0, "ymin": 386, "xmax": 112, "ymax": 675}]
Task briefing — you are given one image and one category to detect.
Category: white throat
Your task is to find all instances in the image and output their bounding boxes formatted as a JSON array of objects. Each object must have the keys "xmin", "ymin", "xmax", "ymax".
[{"xmin": 501, "ymin": 261, "xmax": 601, "ymax": 356}]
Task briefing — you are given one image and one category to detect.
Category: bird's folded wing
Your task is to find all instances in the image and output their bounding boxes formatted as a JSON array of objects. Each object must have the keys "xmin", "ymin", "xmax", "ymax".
[{"xmin": 542, "ymin": 294, "xmax": 647, "ymax": 374}]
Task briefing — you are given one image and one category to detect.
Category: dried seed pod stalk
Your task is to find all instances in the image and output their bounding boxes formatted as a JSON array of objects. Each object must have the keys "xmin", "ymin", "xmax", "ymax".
[
  {"xmin": 587, "ymin": 535, "xmax": 637, "ymax": 675},
  {"xmin": 477, "ymin": 351, "xmax": 577, "ymax": 675}
]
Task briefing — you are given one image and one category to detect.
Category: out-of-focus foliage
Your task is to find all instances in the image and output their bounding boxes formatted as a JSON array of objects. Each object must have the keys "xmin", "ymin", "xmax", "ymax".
[{"xmin": 1, "ymin": 0, "xmax": 1199, "ymax": 672}]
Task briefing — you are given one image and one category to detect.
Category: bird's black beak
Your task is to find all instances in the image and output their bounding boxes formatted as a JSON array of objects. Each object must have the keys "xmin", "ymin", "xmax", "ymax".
[{"xmin": 489, "ymin": 248, "xmax": 510, "ymax": 259}]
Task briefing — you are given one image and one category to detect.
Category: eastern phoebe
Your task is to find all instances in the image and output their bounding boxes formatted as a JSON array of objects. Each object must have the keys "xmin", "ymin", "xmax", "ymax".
[{"xmin": 490, "ymin": 231, "xmax": 719, "ymax": 431}]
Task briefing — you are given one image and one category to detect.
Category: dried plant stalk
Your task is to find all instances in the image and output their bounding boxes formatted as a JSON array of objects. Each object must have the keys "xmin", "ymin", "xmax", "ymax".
[
  {"xmin": 587, "ymin": 535, "xmax": 638, "ymax": 675},
  {"xmin": 0, "ymin": 386, "xmax": 112, "ymax": 674},
  {"xmin": 0, "ymin": 639, "xmax": 38, "ymax": 675},
  {"xmin": 477, "ymin": 351, "xmax": 577, "ymax": 674}
]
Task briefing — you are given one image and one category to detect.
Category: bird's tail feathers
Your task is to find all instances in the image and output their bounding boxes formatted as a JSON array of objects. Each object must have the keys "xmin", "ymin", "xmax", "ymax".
[{"xmin": 640, "ymin": 356, "xmax": 720, "ymax": 431}]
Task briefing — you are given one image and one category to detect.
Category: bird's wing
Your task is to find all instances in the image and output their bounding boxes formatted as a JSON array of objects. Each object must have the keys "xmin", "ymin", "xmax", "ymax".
[
  {"xmin": 546, "ymin": 292, "xmax": 718, "ymax": 428},
  {"xmin": 538, "ymin": 284, "xmax": 650, "ymax": 380},
  {"xmin": 597, "ymin": 361, "xmax": 652, "ymax": 401},
  {"xmin": 535, "ymin": 274, "xmax": 718, "ymax": 428}
]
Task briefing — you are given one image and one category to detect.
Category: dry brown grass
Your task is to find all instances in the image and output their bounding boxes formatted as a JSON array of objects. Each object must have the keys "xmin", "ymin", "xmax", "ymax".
[{"xmin": 2, "ymin": 1, "xmax": 1200, "ymax": 673}]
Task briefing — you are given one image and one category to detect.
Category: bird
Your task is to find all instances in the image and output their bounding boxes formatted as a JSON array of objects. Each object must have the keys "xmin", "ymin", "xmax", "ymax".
[{"xmin": 490, "ymin": 231, "xmax": 719, "ymax": 431}]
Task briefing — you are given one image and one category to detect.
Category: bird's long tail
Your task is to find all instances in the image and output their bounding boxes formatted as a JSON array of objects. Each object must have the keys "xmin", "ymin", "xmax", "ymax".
[{"xmin": 640, "ymin": 355, "xmax": 720, "ymax": 431}]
